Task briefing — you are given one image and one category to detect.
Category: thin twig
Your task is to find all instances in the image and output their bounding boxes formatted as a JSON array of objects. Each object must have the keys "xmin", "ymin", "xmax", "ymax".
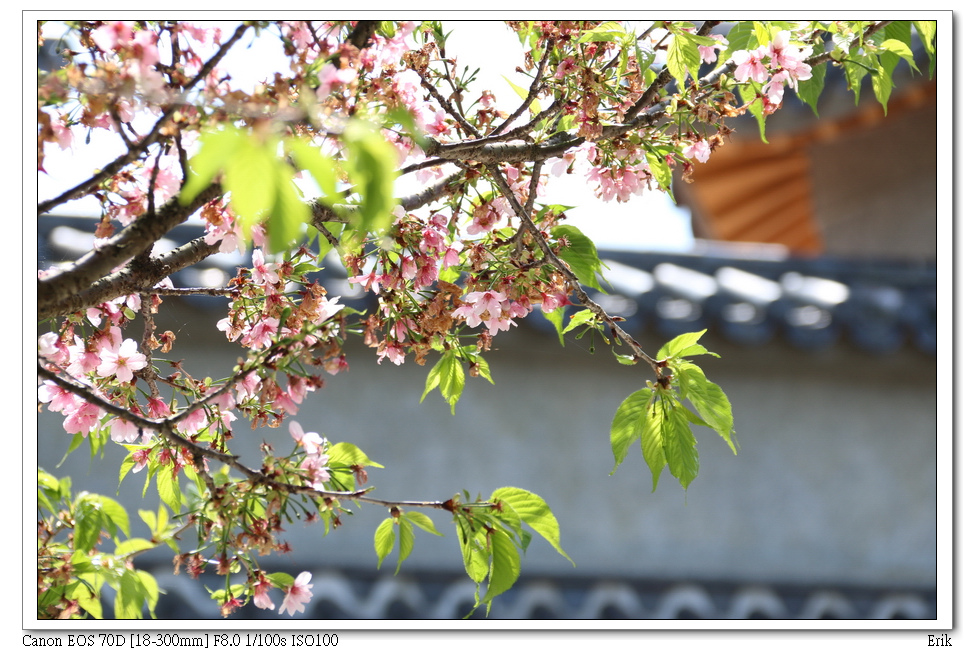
[
  {"xmin": 486, "ymin": 166, "xmax": 662, "ymax": 378},
  {"xmin": 38, "ymin": 24, "xmax": 250, "ymax": 216}
]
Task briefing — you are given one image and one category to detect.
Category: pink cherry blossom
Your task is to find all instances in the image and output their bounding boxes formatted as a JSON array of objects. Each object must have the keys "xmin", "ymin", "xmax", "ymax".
[
  {"xmin": 175, "ymin": 407, "xmax": 208, "ymax": 435},
  {"xmin": 732, "ymin": 47, "xmax": 769, "ymax": 83},
  {"xmin": 683, "ymin": 140, "xmax": 712, "ymax": 164},
  {"xmin": 554, "ymin": 56, "xmax": 578, "ymax": 80},
  {"xmin": 241, "ymin": 317, "xmax": 280, "ymax": 350},
  {"xmin": 109, "ymin": 417, "xmax": 140, "ymax": 443},
  {"xmin": 146, "ymin": 397, "xmax": 171, "ymax": 419},
  {"xmin": 38, "ymin": 381, "xmax": 82, "ymax": 414},
  {"xmin": 63, "ymin": 402, "xmax": 103, "ymax": 436},
  {"xmin": 316, "ymin": 63, "xmax": 357, "ymax": 99},
  {"xmin": 96, "ymin": 339, "xmax": 147, "ymax": 383},
  {"xmin": 279, "ymin": 572, "xmax": 314, "ymax": 616},
  {"xmin": 377, "ymin": 341, "xmax": 406, "ymax": 365},
  {"xmin": 699, "ymin": 35, "xmax": 728, "ymax": 64},
  {"xmin": 289, "ymin": 421, "xmax": 325, "ymax": 455},
  {"xmin": 251, "ymin": 249, "xmax": 279, "ymax": 287},
  {"xmin": 252, "ymin": 576, "xmax": 275, "ymax": 611}
]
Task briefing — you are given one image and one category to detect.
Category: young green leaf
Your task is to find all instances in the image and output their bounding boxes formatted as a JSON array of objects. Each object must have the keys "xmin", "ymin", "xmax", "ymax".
[
  {"xmin": 610, "ymin": 387, "xmax": 655, "ymax": 474},
  {"xmin": 675, "ymin": 363, "xmax": 737, "ymax": 453},
  {"xmin": 342, "ymin": 119, "xmax": 399, "ymax": 237},
  {"xmin": 403, "ymin": 511, "xmax": 444, "ymax": 536},
  {"xmin": 542, "ymin": 306, "xmax": 566, "ymax": 346},
  {"xmin": 656, "ymin": 329, "xmax": 708, "ymax": 360},
  {"xmin": 551, "ymin": 224, "xmax": 606, "ymax": 290},
  {"xmin": 396, "ymin": 517, "xmax": 415, "ymax": 574},
  {"xmin": 490, "ymin": 487, "xmax": 573, "ymax": 565},
  {"xmin": 639, "ymin": 397, "xmax": 668, "ymax": 491},
  {"xmin": 661, "ymin": 405, "xmax": 699, "ymax": 490},
  {"xmin": 667, "ymin": 29, "xmax": 703, "ymax": 92},
  {"xmin": 484, "ymin": 529, "xmax": 521, "ymax": 605},
  {"xmin": 374, "ymin": 518, "xmax": 395, "ymax": 569}
]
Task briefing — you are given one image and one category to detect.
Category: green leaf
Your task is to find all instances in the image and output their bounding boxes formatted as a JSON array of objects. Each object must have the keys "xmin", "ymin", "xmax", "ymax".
[
  {"xmin": 562, "ymin": 308, "xmax": 596, "ymax": 335},
  {"xmin": 178, "ymin": 126, "xmax": 243, "ymax": 206},
  {"xmin": 501, "ymin": 75, "xmax": 541, "ymax": 115},
  {"xmin": 551, "ymin": 224, "xmax": 606, "ymax": 290},
  {"xmin": 647, "ymin": 153, "xmax": 674, "ymax": 199},
  {"xmin": 661, "ymin": 405, "xmax": 698, "ymax": 489},
  {"xmin": 403, "ymin": 511, "xmax": 444, "ymax": 536},
  {"xmin": 912, "ymin": 21, "xmax": 937, "ymax": 76},
  {"xmin": 285, "ymin": 136, "xmax": 343, "ymax": 206},
  {"xmin": 737, "ymin": 82, "xmax": 767, "ymax": 143},
  {"xmin": 610, "ymin": 387, "xmax": 655, "ymax": 474},
  {"xmin": 396, "ymin": 517, "xmax": 415, "ymax": 574},
  {"xmin": 70, "ymin": 576, "xmax": 104, "ymax": 619},
  {"xmin": 267, "ymin": 169, "xmax": 310, "ymax": 253},
  {"xmin": 96, "ymin": 494, "xmax": 130, "ymax": 538},
  {"xmin": 457, "ymin": 523, "xmax": 489, "ymax": 583},
  {"xmin": 577, "ymin": 21, "xmax": 627, "ymax": 43},
  {"xmin": 223, "ymin": 135, "xmax": 278, "ymax": 231},
  {"xmin": 871, "ymin": 49, "xmax": 899, "ymax": 114},
  {"xmin": 115, "ymin": 570, "xmax": 151, "ymax": 619},
  {"xmin": 656, "ymin": 329, "xmax": 708, "ymax": 359},
  {"xmin": 328, "ymin": 442, "xmax": 384, "ymax": 468},
  {"xmin": 115, "ymin": 538, "xmax": 157, "ymax": 557},
  {"xmin": 667, "ymin": 29, "xmax": 702, "ymax": 92},
  {"xmin": 542, "ymin": 306, "xmax": 565, "ymax": 346},
  {"xmin": 640, "ymin": 398, "xmax": 667, "ymax": 491},
  {"xmin": 342, "ymin": 119, "xmax": 399, "ymax": 237},
  {"xmin": 796, "ymin": 42, "xmax": 827, "ymax": 116},
  {"xmin": 374, "ymin": 518, "xmax": 395, "ymax": 569},
  {"xmin": 155, "ymin": 471, "xmax": 181, "ymax": 514},
  {"xmin": 484, "ymin": 529, "xmax": 521, "ymax": 605},
  {"xmin": 422, "ymin": 348, "xmax": 469, "ymax": 412},
  {"xmin": 72, "ymin": 496, "xmax": 102, "ymax": 553},
  {"xmin": 841, "ymin": 53, "xmax": 871, "ymax": 105},
  {"xmin": 490, "ymin": 487, "xmax": 573, "ymax": 565},
  {"xmin": 676, "ymin": 363, "xmax": 737, "ymax": 453},
  {"xmin": 421, "ymin": 352, "xmax": 448, "ymax": 403}
]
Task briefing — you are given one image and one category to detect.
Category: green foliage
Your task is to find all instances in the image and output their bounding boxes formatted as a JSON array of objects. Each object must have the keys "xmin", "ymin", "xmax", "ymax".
[
  {"xmin": 610, "ymin": 331, "xmax": 735, "ymax": 491},
  {"xmin": 38, "ymin": 469, "xmax": 170, "ymax": 619},
  {"xmin": 448, "ymin": 488, "xmax": 571, "ymax": 616},
  {"xmin": 551, "ymin": 224, "xmax": 607, "ymax": 291},
  {"xmin": 179, "ymin": 119, "xmax": 398, "ymax": 253}
]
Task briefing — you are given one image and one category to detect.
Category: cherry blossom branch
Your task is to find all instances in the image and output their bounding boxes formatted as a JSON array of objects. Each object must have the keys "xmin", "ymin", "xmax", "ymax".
[
  {"xmin": 417, "ymin": 75, "xmax": 481, "ymax": 139},
  {"xmin": 37, "ymin": 24, "xmax": 250, "ymax": 216},
  {"xmin": 486, "ymin": 166, "xmax": 662, "ymax": 378},
  {"xmin": 38, "ymin": 183, "xmax": 225, "ymax": 321},
  {"xmin": 37, "ymin": 359, "xmax": 464, "ymax": 512}
]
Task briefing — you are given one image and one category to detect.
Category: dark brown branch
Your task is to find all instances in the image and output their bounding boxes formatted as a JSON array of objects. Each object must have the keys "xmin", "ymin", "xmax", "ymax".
[{"xmin": 38, "ymin": 183, "xmax": 225, "ymax": 321}]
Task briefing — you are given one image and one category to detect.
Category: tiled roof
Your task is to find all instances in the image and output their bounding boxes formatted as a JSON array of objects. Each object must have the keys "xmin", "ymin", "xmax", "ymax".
[
  {"xmin": 37, "ymin": 216, "xmax": 936, "ymax": 356},
  {"xmin": 149, "ymin": 566, "xmax": 935, "ymax": 620}
]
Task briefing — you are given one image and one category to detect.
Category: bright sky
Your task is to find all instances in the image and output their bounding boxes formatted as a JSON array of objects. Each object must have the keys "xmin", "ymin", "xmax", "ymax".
[{"xmin": 38, "ymin": 20, "xmax": 694, "ymax": 252}]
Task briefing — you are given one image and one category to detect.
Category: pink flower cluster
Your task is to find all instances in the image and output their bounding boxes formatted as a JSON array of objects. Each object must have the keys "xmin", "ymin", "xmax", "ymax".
[
  {"xmin": 452, "ymin": 290, "xmax": 527, "ymax": 336},
  {"xmin": 289, "ymin": 422, "xmax": 329, "ymax": 491},
  {"xmin": 731, "ymin": 31, "xmax": 812, "ymax": 105}
]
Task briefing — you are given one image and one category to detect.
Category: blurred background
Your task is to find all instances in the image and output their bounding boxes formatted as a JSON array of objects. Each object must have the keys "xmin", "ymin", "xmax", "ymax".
[{"xmin": 36, "ymin": 22, "xmax": 941, "ymax": 620}]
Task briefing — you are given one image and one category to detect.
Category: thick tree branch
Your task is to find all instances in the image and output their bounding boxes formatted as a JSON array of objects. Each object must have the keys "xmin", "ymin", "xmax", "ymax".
[{"xmin": 38, "ymin": 183, "xmax": 225, "ymax": 321}]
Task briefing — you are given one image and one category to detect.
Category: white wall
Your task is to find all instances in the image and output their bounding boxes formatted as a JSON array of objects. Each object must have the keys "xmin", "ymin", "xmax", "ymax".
[{"xmin": 37, "ymin": 319, "xmax": 937, "ymax": 589}]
